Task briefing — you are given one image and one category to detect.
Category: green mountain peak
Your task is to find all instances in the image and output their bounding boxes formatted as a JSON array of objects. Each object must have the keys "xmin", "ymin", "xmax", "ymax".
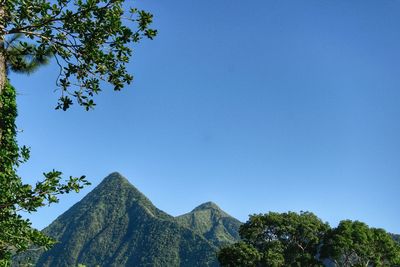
[
  {"xmin": 100, "ymin": 171, "xmax": 129, "ymax": 184},
  {"xmin": 95, "ymin": 172, "xmax": 152, "ymax": 205},
  {"xmin": 192, "ymin": 201, "xmax": 221, "ymax": 212}
]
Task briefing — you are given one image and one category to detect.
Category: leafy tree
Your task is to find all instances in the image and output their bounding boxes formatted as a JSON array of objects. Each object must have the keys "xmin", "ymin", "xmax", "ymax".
[
  {"xmin": 218, "ymin": 242, "xmax": 262, "ymax": 267},
  {"xmin": 220, "ymin": 213, "xmax": 400, "ymax": 267},
  {"xmin": 0, "ymin": 0, "xmax": 156, "ymax": 111},
  {"xmin": 218, "ymin": 211, "xmax": 329, "ymax": 267},
  {"xmin": 320, "ymin": 220, "xmax": 400, "ymax": 267},
  {"xmin": 0, "ymin": 0, "xmax": 156, "ymax": 264}
]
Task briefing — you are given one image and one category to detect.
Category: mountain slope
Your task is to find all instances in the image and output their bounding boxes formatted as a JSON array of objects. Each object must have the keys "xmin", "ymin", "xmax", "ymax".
[
  {"xmin": 35, "ymin": 172, "xmax": 219, "ymax": 267},
  {"xmin": 175, "ymin": 201, "xmax": 241, "ymax": 247},
  {"xmin": 392, "ymin": 234, "xmax": 400, "ymax": 244}
]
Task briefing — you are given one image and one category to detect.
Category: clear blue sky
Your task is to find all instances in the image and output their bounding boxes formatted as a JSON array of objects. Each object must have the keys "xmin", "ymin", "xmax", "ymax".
[{"xmin": 12, "ymin": 0, "xmax": 400, "ymax": 233}]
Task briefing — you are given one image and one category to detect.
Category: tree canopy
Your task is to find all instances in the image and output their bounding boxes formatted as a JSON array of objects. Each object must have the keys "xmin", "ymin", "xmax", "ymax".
[
  {"xmin": 218, "ymin": 212, "xmax": 400, "ymax": 267},
  {"xmin": 320, "ymin": 220, "xmax": 400, "ymax": 266},
  {"xmin": 0, "ymin": 0, "xmax": 156, "ymax": 110},
  {"xmin": 219, "ymin": 211, "xmax": 329, "ymax": 267}
]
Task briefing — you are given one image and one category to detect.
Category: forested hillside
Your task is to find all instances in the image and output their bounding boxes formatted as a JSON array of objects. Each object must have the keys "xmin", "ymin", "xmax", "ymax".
[{"xmin": 16, "ymin": 172, "xmax": 240, "ymax": 267}]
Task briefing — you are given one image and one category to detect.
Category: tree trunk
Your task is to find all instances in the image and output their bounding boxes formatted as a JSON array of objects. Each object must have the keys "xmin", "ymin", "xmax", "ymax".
[
  {"xmin": 0, "ymin": 47, "xmax": 5, "ymax": 95},
  {"xmin": 0, "ymin": 4, "xmax": 5, "ymax": 92},
  {"xmin": 0, "ymin": 4, "xmax": 6, "ymax": 144}
]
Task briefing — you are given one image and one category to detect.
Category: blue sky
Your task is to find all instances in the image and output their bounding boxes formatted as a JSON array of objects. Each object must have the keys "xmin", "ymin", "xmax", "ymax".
[{"xmin": 12, "ymin": 0, "xmax": 400, "ymax": 232}]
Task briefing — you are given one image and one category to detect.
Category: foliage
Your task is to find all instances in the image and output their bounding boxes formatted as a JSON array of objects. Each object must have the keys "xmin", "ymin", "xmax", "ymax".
[
  {"xmin": 219, "ymin": 212, "xmax": 400, "ymax": 267},
  {"xmin": 219, "ymin": 211, "xmax": 328, "ymax": 267},
  {"xmin": 218, "ymin": 242, "xmax": 261, "ymax": 267},
  {"xmin": 218, "ymin": 211, "xmax": 328, "ymax": 266},
  {"xmin": 320, "ymin": 220, "xmax": 400, "ymax": 267},
  {"xmin": 0, "ymin": 82, "xmax": 90, "ymax": 265},
  {"xmin": 1, "ymin": 0, "xmax": 157, "ymax": 110}
]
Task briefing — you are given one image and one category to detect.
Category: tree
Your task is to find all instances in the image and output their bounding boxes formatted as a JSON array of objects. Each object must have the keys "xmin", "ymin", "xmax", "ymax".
[
  {"xmin": 320, "ymin": 220, "xmax": 400, "ymax": 267},
  {"xmin": 218, "ymin": 211, "xmax": 329, "ymax": 267},
  {"xmin": 0, "ymin": 0, "xmax": 156, "ymax": 264},
  {"xmin": 219, "ymin": 213, "xmax": 400, "ymax": 267},
  {"xmin": 0, "ymin": 0, "xmax": 156, "ymax": 112},
  {"xmin": 218, "ymin": 242, "xmax": 262, "ymax": 267}
]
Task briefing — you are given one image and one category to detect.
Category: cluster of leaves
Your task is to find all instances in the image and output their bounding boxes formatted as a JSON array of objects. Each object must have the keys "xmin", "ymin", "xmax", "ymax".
[
  {"xmin": 2, "ymin": 0, "xmax": 157, "ymax": 111},
  {"xmin": 0, "ymin": 82, "xmax": 90, "ymax": 265},
  {"xmin": 218, "ymin": 211, "xmax": 400, "ymax": 267},
  {"xmin": 320, "ymin": 220, "xmax": 400, "ymax": 266}
]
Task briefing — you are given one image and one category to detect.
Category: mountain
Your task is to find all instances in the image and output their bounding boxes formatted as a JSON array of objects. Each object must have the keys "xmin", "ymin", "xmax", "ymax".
[
  {"xmin": 17, "ymin": 172, "xmax": 242, "ymax": 266},
  {"xmin": 33, "ymin": 172, "xmax": 221, "ymax": 267},
  {"xmin": 175, "ymin": 202, "xmax": 241, "ymax": 247},
  {"xmin": 392, "ymin": 233, "xmax": 400, "ymax": 244}
]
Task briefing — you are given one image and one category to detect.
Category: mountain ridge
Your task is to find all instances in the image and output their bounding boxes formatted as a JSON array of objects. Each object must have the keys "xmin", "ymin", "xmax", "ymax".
[{"xmin": 24, "ymin": 172, "xmax": 241, "ymax": 266}]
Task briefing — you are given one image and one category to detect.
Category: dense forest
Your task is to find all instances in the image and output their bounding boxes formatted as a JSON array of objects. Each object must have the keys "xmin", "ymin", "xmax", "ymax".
[{"xmin": 14, "ymin": 173, "xmax": 240, "ymax": 266}]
